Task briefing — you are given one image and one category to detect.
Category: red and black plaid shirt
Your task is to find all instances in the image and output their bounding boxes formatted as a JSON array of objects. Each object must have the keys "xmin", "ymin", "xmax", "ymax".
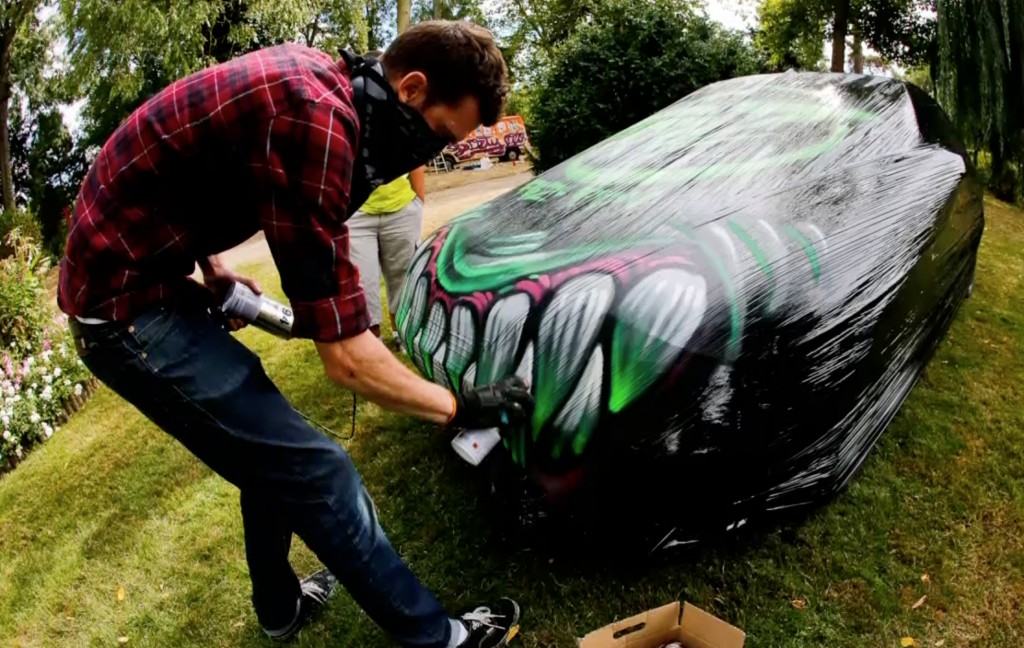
[{"xmin": 58, "ymin": 44, "xmax": 370, "ymax": 342}]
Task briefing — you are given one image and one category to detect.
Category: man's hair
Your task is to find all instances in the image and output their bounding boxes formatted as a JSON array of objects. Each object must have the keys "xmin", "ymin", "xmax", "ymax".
[{"xmin": 382, "ymin": 20, "xmax": 509, "ymax": 126}]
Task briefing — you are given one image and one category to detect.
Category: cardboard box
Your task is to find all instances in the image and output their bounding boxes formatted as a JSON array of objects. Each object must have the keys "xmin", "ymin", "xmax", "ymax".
[{"xmin": 579, "ymin": 602, "xmax": 745, "ymax": 648}]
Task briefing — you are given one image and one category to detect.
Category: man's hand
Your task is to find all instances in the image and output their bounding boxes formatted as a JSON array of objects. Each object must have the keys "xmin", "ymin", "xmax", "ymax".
[
  {"xmin": 199, "ymin": 255, "xmax": 262, "ymax": 331},
  {"xmin": 449, "ymin": 377, "xmax": 534, "ymax": 430}
]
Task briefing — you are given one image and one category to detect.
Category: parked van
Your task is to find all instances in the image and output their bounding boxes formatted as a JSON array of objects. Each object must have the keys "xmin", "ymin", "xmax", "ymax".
[{"xmin": 438, "ymin": 115, "xmax": 531, "ymax": 170}]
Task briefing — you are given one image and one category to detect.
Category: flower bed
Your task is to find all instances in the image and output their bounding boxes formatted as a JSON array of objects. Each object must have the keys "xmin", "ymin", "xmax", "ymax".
[
  {"xmin": 1, "ymin": 334, "xmax": 97, "ymax": 472},
  {"xmin": 1, "ymin": 228, "xmax": 98, "ymax": 475}
]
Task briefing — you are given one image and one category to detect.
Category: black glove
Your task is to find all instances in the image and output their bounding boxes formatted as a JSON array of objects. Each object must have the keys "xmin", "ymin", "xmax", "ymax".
[{"xmin": 449, "ymin": 377, "xmax": 533, "ymax": 430}]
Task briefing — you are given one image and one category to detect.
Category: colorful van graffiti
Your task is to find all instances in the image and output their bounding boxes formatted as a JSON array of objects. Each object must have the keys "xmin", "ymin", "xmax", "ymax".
[{"xmin": 440, "ymin": 115, "xmax": 531, "ymax": 169}]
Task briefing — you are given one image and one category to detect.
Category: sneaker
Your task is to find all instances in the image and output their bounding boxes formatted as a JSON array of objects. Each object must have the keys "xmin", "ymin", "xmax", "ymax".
[
  {"xmin": 261, "ymin": 569, "xmax": 338, "ymax": 642},
  {"xmin": 457, "ymin": 597, "xmax": 521, "ymax": 647}
]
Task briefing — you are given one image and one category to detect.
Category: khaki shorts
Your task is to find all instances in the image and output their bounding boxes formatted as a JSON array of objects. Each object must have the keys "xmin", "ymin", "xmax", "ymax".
[{"xmin": 347, "ymin": 198, "xmax": 424, "ymax": 327}]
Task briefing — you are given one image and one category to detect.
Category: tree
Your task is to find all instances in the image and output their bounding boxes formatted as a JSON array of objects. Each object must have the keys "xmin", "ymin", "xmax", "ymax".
[
  {"xmin": 529, "ymin": 0, "xmax": 767, "ymax": 172},
  {"xmin": 495, "ymin": 0, "xmax": 592, "ymax": 59},
  {"xmin": 755, "ymin": 0, "xmax": 829, "ymax": 70},
  {"xmin": 398, "ymin": 0, "xmax": 411, "ymax": 32},
  {"xmin": 60, "ymin": 0, "xmax": 368, "ymax": 151},
  {"xmin": 753, "ymin": 0, "xmax": 937, "ymax": 73},
  {"xmin": 412, "ymin": 0, "xmax": 487, "ymax": 25},
  {"xmin": 1, "ymin": 0, "xmax": 42, "ymax": 212},
  {"xmin": 366, "ymin": 0, "xmax": 395, "ymax": 51},
  {"xmin": 8, "ymin": 102, "xmax": 86, "ymax": 254},
  {"xmin": 937, "ymin": 0, "xmax": 1024, "ymax": 201}
]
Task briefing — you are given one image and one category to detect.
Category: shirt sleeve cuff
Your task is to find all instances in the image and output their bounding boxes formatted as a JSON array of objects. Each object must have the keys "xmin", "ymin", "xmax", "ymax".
[{"xmin": 290, "ymin": 291, "xmax": 370, "ymax": 342}]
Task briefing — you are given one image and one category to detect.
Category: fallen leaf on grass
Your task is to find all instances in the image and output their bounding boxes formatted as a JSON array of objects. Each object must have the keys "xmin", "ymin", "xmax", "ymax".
[
  {"xmin": 901, "ymin": 638, "xmax": 917, "ymax": 647},
  {"xmin": 921, "ymin": 574, "xmax": 930, "ymax": 585},
  {"xmin": 232, "ymin": 621, "xmax": 245, "ymax": 629},
  {"xmin": 116, "ymin": 587, "xmax": 125, "ymax": 602},
  {"xmin": 791, "ymin": 599, "xmax": 807, "ymax": 609},
  {"xmin": 912, "ymin": 595, "xmax": 927, "ymax": 610},
  {"xmin": 118, "ymin": 637, "xmax": 129, "ymax": 644},
  {"xmin": 935, "ymin": 641, "xmax": 945, "ymax": 647}
]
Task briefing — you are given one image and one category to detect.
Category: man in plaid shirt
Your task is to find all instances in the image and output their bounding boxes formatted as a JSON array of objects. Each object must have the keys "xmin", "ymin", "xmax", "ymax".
[{"xmin": 59, "ymin": 21, "xmax": 530, "ymax": 648}]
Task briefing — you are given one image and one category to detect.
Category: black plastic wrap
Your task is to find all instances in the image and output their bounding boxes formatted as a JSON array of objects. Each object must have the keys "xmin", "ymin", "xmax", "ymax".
[{"xmin": 395, "ymin": 72, "xmax": 985, "ymax": 552}]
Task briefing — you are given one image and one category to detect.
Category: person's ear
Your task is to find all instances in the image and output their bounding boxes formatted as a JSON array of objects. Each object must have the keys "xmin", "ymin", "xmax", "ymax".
[{"xmin": 395, "ymin": 71, "xmax": 429, "ymax": 108}]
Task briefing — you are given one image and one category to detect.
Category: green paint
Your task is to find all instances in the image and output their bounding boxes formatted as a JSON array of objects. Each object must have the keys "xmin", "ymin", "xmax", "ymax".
[
  {"xmin": 727, "ymin": 221, "xmax": 773, "ymax": 280},
  {"xmin": 436, "ymin": 233, "xmax": 666, "ymax": 295},
  {"xmin": 608, "ymin": 323, "xmax": 667, "ymax": 413},
  {"xmin": 552, "ymin": 404, "xmax": 601, "ymax": 460},
  {"xmin": 414, "ymin": 83, "xmax": 864, "ymax": 463},
  {"xmin": 564, "ymin": 124, "xmax": 850, "ymax": 189},
  {"xmin": 671, "ymin": 225, "xmax": 744, "ymax": 361},
  {"xmin": 571, "ymin": 418, "xmax": 597, "ymax": 457},
  {"xmin": 785, "ymin": 226, "xmax": 822, "ymax": 282}
]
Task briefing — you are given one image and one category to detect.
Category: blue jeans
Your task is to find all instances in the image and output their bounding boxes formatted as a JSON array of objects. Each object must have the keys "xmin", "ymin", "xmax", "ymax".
[{"xmin": 69, "ymin": 294, "xmax": 452, "ymax": 647}]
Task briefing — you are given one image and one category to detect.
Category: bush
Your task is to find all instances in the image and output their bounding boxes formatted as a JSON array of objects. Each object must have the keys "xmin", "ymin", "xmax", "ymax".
[
  {"xmin": 529, "ymin": 0, "xmax": 769, "ymax": 172},
  {"xmin": 0, "ymin": 208, "xmax": 44, "ymax": 258},
  {"xmin": 0, "ymin": 228, "xmax": 51, "ymax": 350},
  {"xmin": 0, "ymin": 229, "xmax": 94, "ymax": 474}
]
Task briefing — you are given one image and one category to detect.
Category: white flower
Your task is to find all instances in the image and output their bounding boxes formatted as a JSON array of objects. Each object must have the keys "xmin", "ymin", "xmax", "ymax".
[
  {"xmin": 1, "ymin": 415, "xmax": 8, "ymax": 428},
  {"xmin": 42, "ymin": 423, "xmax": 53, "ymax": 438},
  {"xmin": 12, "ymin": 394, "xmax": 21, "ymax": 402},
  {"xmin": 41, "ymin": 386, "xmax": 53, "ymax": 401},
  {"xmin": 77, "ymin": 360, "xmax": 84, "ymax": 367},
  {"xmin": 53, "ymin": 367, "xmax": 62, "ymax": 378},
  {"xmin": 42, "ymin": 350, "xmax": 52, "ymax": 364},
  {"xmin": 64, "ymin": 379, "xmax": 71, "ymax": 387},
  {"xmin": 74, "ymin": 383, "xmax": 83, "ymax": 397},
  {"xmin": 31, "ymin": 383, "xmax": 38, "ymax": 391},
  {"xmin": 29, "ymin": 412, "xmax": 41, "ymax": 424},
  {"xmin": 15, "ymin": 445, "xmax": 22, "ymax": 459},
  {"xmin": 2, "ymin": 430, "xmax": 11, "ymax": 441},
  {"xmin": 43, "ymin": 374, "xmax": 52, "ymax": 385}
]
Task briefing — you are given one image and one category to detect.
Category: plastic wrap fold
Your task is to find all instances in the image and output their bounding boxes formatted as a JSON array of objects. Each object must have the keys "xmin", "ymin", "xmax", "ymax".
[{"xmin": 395, "ymin": 72, "xmax": 985, "ymax": 552}]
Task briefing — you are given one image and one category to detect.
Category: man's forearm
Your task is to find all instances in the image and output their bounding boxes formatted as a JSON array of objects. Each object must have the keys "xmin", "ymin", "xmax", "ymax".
[
  {"xmin": 316, "ymin": 330, "xmax": 454, "ymax": 424},
  {"xmin": 410, "ymin": 166, "xmax": 426, "ymax": 202}
]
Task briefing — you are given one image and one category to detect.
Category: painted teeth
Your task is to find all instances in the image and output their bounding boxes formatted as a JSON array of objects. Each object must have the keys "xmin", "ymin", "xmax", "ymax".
[
  {"xmin": 553, "ymin": 346, "xmax": 603, "ymax": 458},
  {"xmin": 400, "ymin": 276, "xmax": 429, "ymax": 348},
  {"xmin": 432, "ymin": 342, "xmax": 450, "ymax": 389},
  {"xmin": 476, "ymin": 293, "xmax": 530, "ymax": 386},
  {"xmin": 516, "ymin": 342, "xmax": 534, "ymax": 384},
  {"xmin": 395, "ymin": 239, "xmax": 434, "ymax": 337},
  {"xmin": 462, "ymin": 363, "xmax": 477, "ymax": 393},
  {"xmin": 610, "ymin": 268, "xmax": 707, "ymax": 413},
  {"xmin": 534, "ymin": 273, "xmax": 615, "ymax": 432},
  {"xmin": 756, "ymin": 219, "xmax": 791, "ymax": 313},
  {"xmin": 445, "ymin": 306, "xmax": 475, "ymax": 392},
  {"xmin": 414, "ymin": 303, "xmax": 448, "ymax": 381}
]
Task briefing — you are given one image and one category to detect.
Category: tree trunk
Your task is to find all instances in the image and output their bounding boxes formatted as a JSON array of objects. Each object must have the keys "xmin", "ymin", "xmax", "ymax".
[
  {"xmin": 0, "ymin": 70, "xmax": 14, "ymax": 213},
  {"xmin": 397, "ymin": 0, "xmax": 411, "ymax": 34},
  {"xmin": 988, "ymin": 131, "xmax": 1017, "ymax": 202},
  {"xmin": 831, "ymin": 0, "xmax": 850, "ymax": 73},
  {"xmin": 433, "ymin": 0, "xmax": 443, "ymax": 20},
  {"xmin": 851, "ymin": 29, "xmax": 864, "ymax": 74}
]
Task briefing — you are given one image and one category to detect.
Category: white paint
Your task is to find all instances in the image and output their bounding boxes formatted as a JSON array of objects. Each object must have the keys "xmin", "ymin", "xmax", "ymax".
[
  {"xmin": 478, "ymin": 293, "xmax": 530, "ymax": 385},
  {"xmin": 554, "ymin": 346, "xmax": 603, "ymax": 435}
]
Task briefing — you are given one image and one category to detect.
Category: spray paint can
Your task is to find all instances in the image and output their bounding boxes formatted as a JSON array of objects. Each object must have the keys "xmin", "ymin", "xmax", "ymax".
[{"xmin": 221, "ymin": 281, "xmax": 294, "ymax": 339}]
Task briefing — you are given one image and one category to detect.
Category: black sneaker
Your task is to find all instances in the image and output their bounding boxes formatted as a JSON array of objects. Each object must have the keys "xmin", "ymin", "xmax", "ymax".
[
  {"xmin": 261, "ymin": 569, "xmax": 338, "ymax": 642},
  {"xmin": 457, "ymin": 597, "xmax": 521, "ymax": 647}
]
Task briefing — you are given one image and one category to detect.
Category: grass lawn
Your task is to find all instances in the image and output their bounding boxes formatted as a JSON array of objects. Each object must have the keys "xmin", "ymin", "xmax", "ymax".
[{"xmin": 2, "ymin": 196, "xmax": 1022, "ymax": 648}]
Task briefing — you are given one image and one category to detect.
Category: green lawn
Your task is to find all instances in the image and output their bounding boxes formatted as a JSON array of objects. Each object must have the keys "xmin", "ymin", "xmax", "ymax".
[{"xmin": 2, "ymin": 197, "xmax": 1023, "ymax": 648}]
